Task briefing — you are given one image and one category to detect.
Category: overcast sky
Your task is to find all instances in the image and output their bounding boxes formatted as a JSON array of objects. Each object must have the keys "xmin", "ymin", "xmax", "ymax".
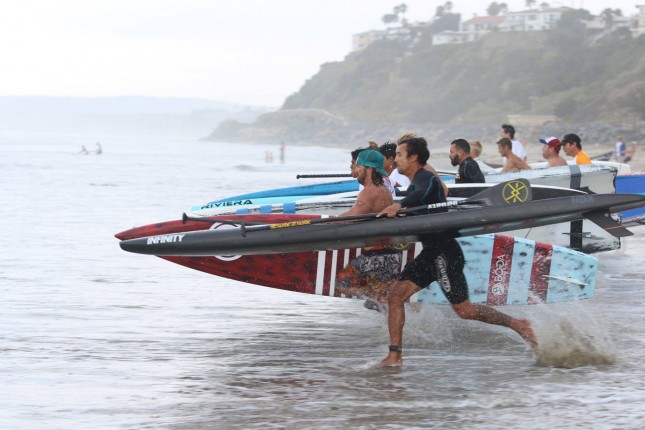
[{"xmin": 1, "ymin": 0, "xmax": 640, "ymax": 107}]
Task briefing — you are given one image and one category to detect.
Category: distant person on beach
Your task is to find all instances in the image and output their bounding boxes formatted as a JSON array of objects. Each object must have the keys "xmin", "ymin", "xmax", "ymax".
[
  {"xmin": 336, "ymin": 149, "xmax": 397, "ymax": 307},
  {"xmin": 624, "ymin": 142, "xmax": 637, "ymax": 163},
  {"xmin": 540, "ymin": 137, "xmax": 568, "ymax": 167},
  {"xmin": 500, "ymin": 124, "xmax": 527, "ymax": 161},
  {"xmin": 79, "ymin": 145, "xmax": 89, "ymax": 155},
  {"xmin": 95, "ymin": 142, "xmax": 102, "ymax": 155},
  {"xmin": 449, "ymin": 138, "xmax": 485, "ymax": 183},
  {"xmin": 615, "ymin": 136, "xmax": 626, "ymax": 163},
  {"xmin": 374, "ymin": 133, "xmax": 536, "ymax": 368},
  {"xmin": 279, "ymin": 142, "xmax": 285, "ymax": 164},
  {"xmin": 468, "ymin": 140, "xmax": 496, "ymax": 174},
  {"xmin": 379, "ymin": 141, "xmax": 411, "ymax": 188},
  {"xmin": 497, "ymin": 138, "xmax": 531, "ymax": 172},
  {"xmin": 561, "ymin": 133, "xmax": 591, "ymax": 165}
]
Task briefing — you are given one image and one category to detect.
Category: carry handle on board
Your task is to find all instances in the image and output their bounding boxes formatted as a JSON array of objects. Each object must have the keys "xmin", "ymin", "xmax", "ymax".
[{"xmin": 182, "ymin": 179, "xmax": 533, "ymax": 236}]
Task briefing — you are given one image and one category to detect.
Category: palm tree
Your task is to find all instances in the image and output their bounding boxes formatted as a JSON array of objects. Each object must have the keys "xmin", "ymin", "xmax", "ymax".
[
  {"xmin": 393, "ymin": 3, "xmax": 408, "ymax": 16},
  {"xmin": 382, "ymin": 13, "xmax": 398, "ymax": 26},
  {"xmin": 488, "ymin": 2, "xmax": 502, "ymax": 16},
  {"xmin": 394, "ymin": 3, "xmax": 408, "ymax": 25}
]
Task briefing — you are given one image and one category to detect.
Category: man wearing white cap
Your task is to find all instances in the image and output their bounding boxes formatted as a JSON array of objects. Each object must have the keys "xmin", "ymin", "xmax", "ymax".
[{"xmin": 540, "ymin": 137, "xmax": 568, "ymax": 167}]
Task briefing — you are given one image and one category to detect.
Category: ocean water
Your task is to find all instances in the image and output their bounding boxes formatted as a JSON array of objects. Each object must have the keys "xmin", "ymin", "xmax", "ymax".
[{"xmin": 2, "ymin": 130, "xmax": 645, "ymax": 430}]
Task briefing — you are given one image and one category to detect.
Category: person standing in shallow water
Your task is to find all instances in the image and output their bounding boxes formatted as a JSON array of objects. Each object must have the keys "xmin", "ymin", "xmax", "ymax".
[{"xmin": 374, "ymin": 133, "xmax": 536, "ymax": 368}]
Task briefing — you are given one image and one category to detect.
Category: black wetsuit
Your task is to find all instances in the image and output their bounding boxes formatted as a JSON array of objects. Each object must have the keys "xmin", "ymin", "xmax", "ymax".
[
  {"xmin": 456, "ymin": 157, "xmax": 485, "ymax": 183},
  {"xmin": 398, "ymin": 168, "xmax": 469, "ymax": 304}
]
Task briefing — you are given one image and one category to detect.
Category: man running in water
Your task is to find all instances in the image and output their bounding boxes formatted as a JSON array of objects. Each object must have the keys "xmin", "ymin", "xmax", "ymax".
[
  {"xmin": 375, "ymin": 133, "xmax": 536, "ymax": 367},
  {"xmin": 336, "ymin": 149, "xmax": 398, "ymax": 306}
]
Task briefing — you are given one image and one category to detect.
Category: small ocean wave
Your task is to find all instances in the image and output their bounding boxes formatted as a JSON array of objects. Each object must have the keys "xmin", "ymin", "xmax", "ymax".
[{"xmin": 233, "ymin": 164, "xmax": 257, "ymax": 171}]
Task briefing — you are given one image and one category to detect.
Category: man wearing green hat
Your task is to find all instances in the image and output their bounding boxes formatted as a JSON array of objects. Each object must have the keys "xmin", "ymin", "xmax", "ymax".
[{"xmin": 336, "ymin": 149, "xmax": 398, "ymax": 307}]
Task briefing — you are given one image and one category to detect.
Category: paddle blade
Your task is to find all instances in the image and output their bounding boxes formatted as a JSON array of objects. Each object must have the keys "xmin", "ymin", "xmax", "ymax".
[{"xmin": 469, "ymin": 178, "xmax": 533, "ymax": 206}]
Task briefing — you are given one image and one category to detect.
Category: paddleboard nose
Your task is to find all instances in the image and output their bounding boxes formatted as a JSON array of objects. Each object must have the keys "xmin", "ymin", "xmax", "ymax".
[{"xmin": 115, "ymin": 230, "xmax": 130, "ymax": 240}]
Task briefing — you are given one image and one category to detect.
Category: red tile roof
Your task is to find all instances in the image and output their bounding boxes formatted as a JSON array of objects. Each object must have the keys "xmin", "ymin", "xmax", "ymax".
[{"xmin": 462, "ymin": 16, "xmax": 506, "ymax": 26}]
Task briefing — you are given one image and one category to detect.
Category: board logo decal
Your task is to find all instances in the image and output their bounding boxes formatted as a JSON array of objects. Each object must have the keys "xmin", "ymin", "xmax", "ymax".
[
  {"xmin": 199, "ymin": 199, "xmax": 254, "ymax": 209},
  {"xmin": 434, "ymin": 255, "xmax": 451, "ymax": 293},
  {"xmin": 488, "ymin": 235, "xmax": 514, "ymax": 305},
  {"xmin": 490, "ymin": 255, "xmax": 509, "ymax": 297},
  {"xmin": 270, "ymin": 220, "xmax": 312, "ymax": 229},
  {"xmin": 571, "ymin": 195, "xmax": 594, "ymax": 204},
  {"xmin": 502, "ymin": 180, "xmax": 530, "ymax": 203},
  {"xmin": 147, "ymin": 234, "xmax": 185, "ymax": 245}
]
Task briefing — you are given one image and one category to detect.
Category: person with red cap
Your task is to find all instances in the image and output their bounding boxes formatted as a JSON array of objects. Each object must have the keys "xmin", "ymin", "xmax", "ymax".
[{"xmin": 540, "ymin": 137, "xmax": 568, "ymax": 167}]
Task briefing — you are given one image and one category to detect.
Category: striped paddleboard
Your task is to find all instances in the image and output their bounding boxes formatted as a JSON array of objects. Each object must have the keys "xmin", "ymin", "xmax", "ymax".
[{"xmin": 115, "ymin": 216, "xmax": 597, "ymax": 305}]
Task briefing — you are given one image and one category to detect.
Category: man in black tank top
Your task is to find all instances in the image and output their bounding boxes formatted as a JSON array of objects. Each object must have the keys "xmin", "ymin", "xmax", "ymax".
[{"xmin": 374, "ymin": 134, "xmax": 536, "ymax": 368}]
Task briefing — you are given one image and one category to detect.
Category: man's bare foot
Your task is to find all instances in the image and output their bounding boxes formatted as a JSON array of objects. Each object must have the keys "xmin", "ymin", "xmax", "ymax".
[
  {"xmin": 371, "ymin": 352, "xmax": 403, "ymax": 368},
  {"xmin": 511, "ymin": 318, "xmax": 537, "ymax": 349}
]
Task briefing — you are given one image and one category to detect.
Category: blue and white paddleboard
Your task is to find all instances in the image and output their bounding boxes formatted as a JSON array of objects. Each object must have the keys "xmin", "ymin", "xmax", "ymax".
[{"xmin": 617, "ymin": 173, "xmax": 645, "ymax": 224}]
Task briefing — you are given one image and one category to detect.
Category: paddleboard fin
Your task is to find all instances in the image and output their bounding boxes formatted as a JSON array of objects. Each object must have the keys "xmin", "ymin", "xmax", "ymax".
[
  {"xmin": 539, "ymin": 275, "xmax": 588, "ymax": 288},
  {"xmin": 584, "ymin": 211, "xmax": 633, "ymax": 237}
]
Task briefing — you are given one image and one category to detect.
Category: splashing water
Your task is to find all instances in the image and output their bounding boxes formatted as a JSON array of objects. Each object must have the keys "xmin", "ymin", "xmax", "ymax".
[{"xmin": 533, "ymin": 316, "xmax": 616, "ymax": 368}]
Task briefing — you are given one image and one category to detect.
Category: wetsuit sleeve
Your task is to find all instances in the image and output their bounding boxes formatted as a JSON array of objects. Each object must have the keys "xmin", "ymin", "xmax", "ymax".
[{"xmin": 401, "ymin": 171, "xmax": 445, "ymax": 211}]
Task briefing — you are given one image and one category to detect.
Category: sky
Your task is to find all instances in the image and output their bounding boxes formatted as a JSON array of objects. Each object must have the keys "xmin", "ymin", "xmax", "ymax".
[{"xmin": 1, "ymin": 0, "xmax": 641, "ymax": 107}]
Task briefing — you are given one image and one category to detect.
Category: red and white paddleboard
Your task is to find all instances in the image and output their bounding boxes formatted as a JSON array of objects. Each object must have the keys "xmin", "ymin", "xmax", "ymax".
[{"xmin": 116, "ymin": 215, "xmax": 597, "ymax": 305}]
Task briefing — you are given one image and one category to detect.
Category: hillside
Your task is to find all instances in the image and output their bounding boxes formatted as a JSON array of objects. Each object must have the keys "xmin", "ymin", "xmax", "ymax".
[
  {"xmin": 284, "ymin": 28, "xmax": 645, "ymax": 124},
  {"xmin": 206, "ymin": 14, "xmax": 645, "ymax": 148}
]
